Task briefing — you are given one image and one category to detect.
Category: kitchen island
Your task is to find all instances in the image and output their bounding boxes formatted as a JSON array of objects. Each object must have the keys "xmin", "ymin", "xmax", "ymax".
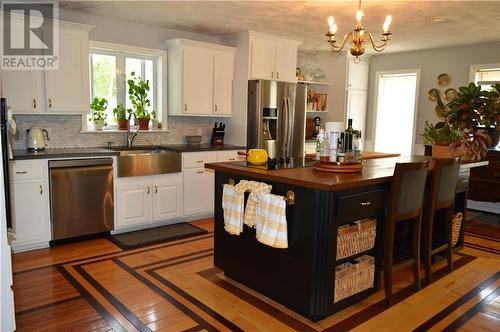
[{"xmin": 205, "ymin": 156, "xmax": 487, "ymax": 321}]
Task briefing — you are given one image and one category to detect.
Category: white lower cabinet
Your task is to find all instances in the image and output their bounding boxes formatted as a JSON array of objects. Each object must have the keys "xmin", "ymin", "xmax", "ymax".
[
  {"xmin": 10, "ymin": 160, "xmax": 50, "ymax": 252},
  {"xmin": 183, "ymin": 168, "xmax": 214, "ymax": 216},
  {"xmin": 115, "ymin": 173, "xmax": 182, "ymax": 230}
]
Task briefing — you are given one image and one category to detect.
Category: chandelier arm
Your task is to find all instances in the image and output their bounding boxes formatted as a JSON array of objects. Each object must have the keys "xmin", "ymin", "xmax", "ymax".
[
  {"xmin": 329, "ymin": 32, "xmax": 352, "ymax": 53},
  {"xmin": 366, "ymin": 32, "xmax": 389, "ymax": 52}
]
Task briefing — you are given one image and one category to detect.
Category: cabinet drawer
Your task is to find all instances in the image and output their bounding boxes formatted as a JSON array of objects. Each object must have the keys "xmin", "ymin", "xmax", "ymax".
[
  {"xmin": 337, "ymin": 189, "xmax": 384, "ymax": 222},
  {"xmin": 11, "ymin": 162, "xmax": 45, "ymax": 181},
  {"xmin": 183, "ymin": 152, "xmax": 216, "ymax": 169},
  {"xmin": 216, "ymin": 150, "xmax": 244, "ymax": 162}
]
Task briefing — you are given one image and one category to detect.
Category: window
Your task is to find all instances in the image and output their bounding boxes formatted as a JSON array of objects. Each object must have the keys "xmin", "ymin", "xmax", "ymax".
[
  {"xmin": 373, "ymin": 70, "xmax": 420, "ymax": 156},
  {"xmin": 86, "ymin": 41, "xmax": 165, "ymax": 130},
  {"xmin": 471, "ymin": 65, "xmax": 500, "ymax": 91}
]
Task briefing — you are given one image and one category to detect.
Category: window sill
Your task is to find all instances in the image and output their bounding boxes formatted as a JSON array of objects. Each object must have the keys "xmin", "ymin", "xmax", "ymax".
[{"xmin": 80, "ymin": 128, "xmax": 170, "ymax": 134}]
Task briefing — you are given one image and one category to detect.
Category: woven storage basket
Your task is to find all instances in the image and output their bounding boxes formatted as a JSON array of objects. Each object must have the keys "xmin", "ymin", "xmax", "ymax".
[
  {"xmin": 334, "ymin": 255, "xmax": 375, "ymax": 303},
  {"xmin": 336, "ymin": 218, "xmax": 377, "ymax": 260},
  {"xmin": 451, "ymin": 212, "xmax": 463, "ymax": 247}
]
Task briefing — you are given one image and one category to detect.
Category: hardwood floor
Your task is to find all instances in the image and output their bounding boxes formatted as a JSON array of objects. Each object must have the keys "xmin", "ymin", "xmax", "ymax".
[{"xmin": 11, "ymin": 218, "xmax": 500, "ymax": 331}]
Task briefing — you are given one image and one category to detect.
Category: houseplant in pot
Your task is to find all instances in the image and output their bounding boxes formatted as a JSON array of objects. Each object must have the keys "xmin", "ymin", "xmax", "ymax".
[
  {"xmin": 446, "ymin": 83, "xmax": 499, "ymax": 160},
  {"xmin": 113, "ymin": 103, "xmax": 128, "ymax": 130},
  {"xmin": 422, "ymin": 121, "xmax": 463, "ymax": 158},
  {"xmin": 127, "ymin": 71, "xmax": 151, "ymax": 130},
  {"xmin": 90, "ymin": 97, "xmax": 108, "ymax": 131}
]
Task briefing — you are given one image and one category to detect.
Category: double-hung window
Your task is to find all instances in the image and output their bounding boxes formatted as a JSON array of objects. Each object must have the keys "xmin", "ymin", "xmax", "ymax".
[
  {"xmin": 87, "ymin": 41, "xmax": 165, "ymax": 130},
  {"xmin": 470, "ymin": 63, "xmax": 500, "ymax": 91}
]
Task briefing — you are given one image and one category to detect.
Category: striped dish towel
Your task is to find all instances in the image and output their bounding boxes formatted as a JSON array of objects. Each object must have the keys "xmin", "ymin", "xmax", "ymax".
[
  {"xmin": 222, "ymin": 184, "xmax": 244, "ymax": 235},
  {"xmin": 255, "ymin": 193, "xmax": 288, "ymax": 249},
  {"xmin": 241, "ymin": 181, "xmax": 272, "ymax": 227}
]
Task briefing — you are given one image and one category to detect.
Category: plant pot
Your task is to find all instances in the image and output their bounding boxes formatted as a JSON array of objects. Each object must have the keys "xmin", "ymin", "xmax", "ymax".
[
  {"xmin": 432, "ymin": 144, "xmax": 460, "ymax": 159},
  {"xmin": 117, "ymin": 119, "xmax": 128, "ymax": 130},
  {"xmin": 151, "ymin": 119, "xmax": 158, "ymax": 129},
  {"xmin": 138, "ymin": 118, "xmax": 150, "ymax": 130},
  {"xmin": 487, "ymin": 127, "xmax": 500, "ymax": 147},
  {"xmin": 94, "ymin": 119, "xmax": 105, "ymax": 131}
]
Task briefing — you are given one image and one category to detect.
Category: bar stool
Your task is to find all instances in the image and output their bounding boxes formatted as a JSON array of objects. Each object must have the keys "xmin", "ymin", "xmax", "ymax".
[
  {"xmin": 384, "ymin": 160, "xmax": 429, "ymax": 306},
  {"xmin": 423, "ymin": 157, "xmax": 461, "ymax": 285}
]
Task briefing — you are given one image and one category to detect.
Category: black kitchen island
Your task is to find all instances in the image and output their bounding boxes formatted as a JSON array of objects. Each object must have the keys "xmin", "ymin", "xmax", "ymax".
[{"xmin": 205, "ymin": 156, "xmax": 487, "ymax": 321}]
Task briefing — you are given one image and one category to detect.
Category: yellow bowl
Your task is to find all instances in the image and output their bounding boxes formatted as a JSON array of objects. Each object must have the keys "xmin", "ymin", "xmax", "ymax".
[{"xmin": 247, "ymin": 149, "xmax": 268, "ymax": 165}]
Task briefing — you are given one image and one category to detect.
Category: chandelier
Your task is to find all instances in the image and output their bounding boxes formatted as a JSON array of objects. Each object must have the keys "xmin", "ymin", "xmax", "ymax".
[{"xmin": 326, "ymin": 0, "xmax": 393, "ymax": 63}]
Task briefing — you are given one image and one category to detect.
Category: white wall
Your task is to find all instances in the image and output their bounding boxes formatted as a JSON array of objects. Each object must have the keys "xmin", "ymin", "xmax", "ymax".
[{"xmin": 365, "ymin": 42, "xmax": 500, "ymax": 146}]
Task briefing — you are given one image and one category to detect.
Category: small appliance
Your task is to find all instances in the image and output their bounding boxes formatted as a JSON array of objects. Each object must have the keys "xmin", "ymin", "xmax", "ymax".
[{"xmin": 27, "ymin": 126, "xmax": 49, "ymax": 151}]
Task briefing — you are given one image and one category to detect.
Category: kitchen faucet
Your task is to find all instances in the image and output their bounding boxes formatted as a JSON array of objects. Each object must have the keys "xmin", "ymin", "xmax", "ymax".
[{"xmin": 126, "ymin": 115, "xmax": 140, "ymax": 147}]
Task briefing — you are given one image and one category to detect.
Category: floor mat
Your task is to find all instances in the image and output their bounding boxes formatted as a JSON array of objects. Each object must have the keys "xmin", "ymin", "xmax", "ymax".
[{"xmin": 109, "ymin": 223, "xmax": 208, "ymax": 249}]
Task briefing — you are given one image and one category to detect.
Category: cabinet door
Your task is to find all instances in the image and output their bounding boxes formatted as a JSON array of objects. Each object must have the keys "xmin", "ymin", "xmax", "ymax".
[
  {"xmin": 116, "ymin": 181, "xmax": 152, "ymax": 228},
  {"xmin": 1, "ymin": 71, "xmax": 42, "ymax": 113},
  {"xmin": 152, "ymin": 175, "xmax": 183, "ymax": 221},
  {"xmin": 44, "ymin": 28, "xmax": 90, "ymax": 113},
  {"xmin": 346, "ymin": 89, "xmax": 368, "ymax": 135},
  {"xmin": 182, "ymin": 46, "xmax": 213, "ymax": 115},
  {"xmin": 213, "ymin": 50, "xmax": 234, "ymax": 115},
  {"xmin": 250, "ymin": 36, "xmax": 276, "ymax": 80},
  {"xmin": 183, "ymin": 168, "xmax": 214, "ymax": 215},
  {"xmin": 274, "ymin": 40, "xmax": 298, "ymax": 83},
  {"xmin": 11, "ymin": 180, "xmax": 50, "ymax": 246}
]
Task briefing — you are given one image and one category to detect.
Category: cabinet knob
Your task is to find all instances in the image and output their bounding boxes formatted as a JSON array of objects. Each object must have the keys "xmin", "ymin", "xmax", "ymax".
[
  {"xmin": 15, "ymin": 171, "xmax": 27, "ymax": 175},
  {"xmin": 146, "ymin": 186, "xmax": 150, "ymax": 195},
  {"xmin": 184, "ymin": 104, "xmax": 187, "ymax": 112},
  {"xmin": 214, "ymin": 105, "xmax": 218, "ymax": 113},
  {"xmin": 39, "ymin": 185, "xmax": 43, "ymax": 195},
  {"xmin": 154, "ymin": 185, "xmax": 158, "ymax": 194},
  {"xmin": 48, "ymin": 98, "xmax": 52, "ymax": 108},
  {"xmin": 196, "ymin": 160, "xmax": 204, "ymax": 163},
  {"xmin": 228, "ymin": 158, "xmax": 236, "ymax": 161},
  {"xmin": 196, "ymin": 170, "xmax": 204, "ymax": 174},
  {"xmin": 33, "ymin": 99, "xmax": 36, "ymax": 109}
]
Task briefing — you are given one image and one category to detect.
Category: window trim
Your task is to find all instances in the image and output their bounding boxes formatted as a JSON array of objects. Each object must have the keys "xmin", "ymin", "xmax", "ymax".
[{"xmin": 83, "ymin": 41, "xmax": 167, "ymax": 131}]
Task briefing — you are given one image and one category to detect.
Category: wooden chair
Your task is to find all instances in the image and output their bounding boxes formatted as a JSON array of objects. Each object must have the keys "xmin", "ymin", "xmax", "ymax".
[
  {"xmin": 423, "ymin": 157, "xmax": 461, "ymax": 285},
  {"xmin": 384, "ymin": 160, "xmax": 429, "ymax": 306}
]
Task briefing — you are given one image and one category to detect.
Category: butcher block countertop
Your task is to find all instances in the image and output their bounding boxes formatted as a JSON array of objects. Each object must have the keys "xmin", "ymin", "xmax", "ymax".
[{"xmin": 205, "ymin": 156, "xmax": 488, "ymax": 191}]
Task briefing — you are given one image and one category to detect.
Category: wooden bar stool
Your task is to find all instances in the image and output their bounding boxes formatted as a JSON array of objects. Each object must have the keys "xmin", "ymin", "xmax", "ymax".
[
  {"xmin": 423, "ymin": 157, "xmax": 461, "ymax": 285},
  {"xmin": 384, "ymin": 160, "xmax": 429, "ymax": 306}
]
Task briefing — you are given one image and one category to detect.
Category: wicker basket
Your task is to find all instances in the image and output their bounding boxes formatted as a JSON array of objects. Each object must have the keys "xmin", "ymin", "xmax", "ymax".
[
  {"xmin": 334, "ymin": 255, "xmax": 375, "ymax": 303},
  {"xmin": 336, "ymin": 218, "xmax": 377, "ymax": 260},
  {"xmin": 452, "ymin": 212, "xmax": 463, "ymax": 247}
]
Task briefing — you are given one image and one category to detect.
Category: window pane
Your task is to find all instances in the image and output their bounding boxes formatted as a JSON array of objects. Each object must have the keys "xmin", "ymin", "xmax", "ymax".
[
  {"xmin": 145, "ymin": 59, "xmax": 154, "ymax": 114},
  {"xmin": 90, "ymin": 54, "xmax": 117, "ymax": 125},
  {"xmin": 126, "ymin": 57, "xmax": 142, "ymax": 112}
]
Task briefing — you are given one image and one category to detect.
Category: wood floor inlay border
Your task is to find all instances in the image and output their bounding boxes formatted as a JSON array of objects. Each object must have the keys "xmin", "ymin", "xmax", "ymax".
[{"xmin": 15, "ymin": 295, "xmax": 83, "ymax": 317}]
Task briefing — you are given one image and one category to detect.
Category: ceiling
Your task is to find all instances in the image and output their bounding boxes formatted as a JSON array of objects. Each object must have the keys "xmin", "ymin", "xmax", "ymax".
[{"xmin": 60, "ymin": 1, "xmax": 500, "ymax": 53}]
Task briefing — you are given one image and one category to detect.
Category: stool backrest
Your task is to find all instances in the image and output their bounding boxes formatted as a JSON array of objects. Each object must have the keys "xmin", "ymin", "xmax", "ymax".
[
  {"xmin": 389, "ymin": 160, "xmax": 430, "ymax": 220},
  {"xmin": 431, "ymin": 157, "xmax": 461, "ymax": 208}
]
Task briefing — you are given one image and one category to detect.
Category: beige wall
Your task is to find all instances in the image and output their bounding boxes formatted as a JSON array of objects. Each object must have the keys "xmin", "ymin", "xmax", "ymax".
[{"xmin": 365, "ymin": 42, "xmax": 500, "ymax": 147}]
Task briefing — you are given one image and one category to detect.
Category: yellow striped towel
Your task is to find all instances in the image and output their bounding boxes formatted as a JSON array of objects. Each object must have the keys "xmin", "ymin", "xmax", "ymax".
[
  {"xmin": 242, "ymin": 181, "xmax": 272, "ymax": 227},
  {"xmin": 222, "ymin": 184, "xmax": 244, "ymax": 235},
  {"xmin": 255, "ymin": 193, "xmax": 288, "ymax": 248}
]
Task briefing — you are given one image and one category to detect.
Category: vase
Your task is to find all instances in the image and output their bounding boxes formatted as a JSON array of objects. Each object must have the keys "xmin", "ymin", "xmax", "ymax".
[
  {"xmin": 117, "ymin": 119, "xmax": 128, "ymax": 130},
  {"xmin": 138, "ymin": 118, "xmax": 150, "ymax": 130},
  {"xmin": 94, "ymin": 119, "xmax": 105, "ymax": 131}
]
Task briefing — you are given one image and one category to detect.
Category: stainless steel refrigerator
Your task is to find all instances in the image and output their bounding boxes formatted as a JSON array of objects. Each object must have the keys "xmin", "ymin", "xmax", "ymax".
[{"xmin": 247, "ymin": 80, "xmax": 306, "ymax": 159}]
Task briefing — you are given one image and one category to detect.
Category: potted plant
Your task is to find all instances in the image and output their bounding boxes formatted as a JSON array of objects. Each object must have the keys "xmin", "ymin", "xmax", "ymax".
[
  {"xmin": 90, "ymin": 97, "xmax": 108, "ymax": 131},
  {"xmin": 422, "ymin": 121, "xmax": 463, "ymax": 158},
  {"xmin": 446, "ymin": 83, "xmax": 499, "ymax": 160},
  {"xmin": 112, "ymin": 103, "xmax": 128, "ymax": 130},
  {"xmin": 127, "ymin": 71, "xmax": 151, "ymax": 130}
]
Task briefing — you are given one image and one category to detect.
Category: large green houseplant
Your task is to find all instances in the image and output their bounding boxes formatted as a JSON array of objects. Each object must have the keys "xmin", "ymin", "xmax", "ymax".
[
  {"xmin": 127, "ymin": 71, "xmax": 152, "ymax": 130},
  {"xmin": 447, "ymin": 83, "xmax": 499, "ymax": 160}
]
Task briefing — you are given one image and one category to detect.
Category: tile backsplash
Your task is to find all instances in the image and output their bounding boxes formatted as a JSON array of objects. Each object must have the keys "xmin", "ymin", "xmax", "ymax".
[{"xmin": 11, "ymin": 114, "xmax": 222, "ymax": 149}]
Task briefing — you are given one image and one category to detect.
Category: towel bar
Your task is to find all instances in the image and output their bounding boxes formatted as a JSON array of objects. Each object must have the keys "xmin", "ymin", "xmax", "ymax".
[{"xmin": 226, "ymin": 178, "xmax": 295, "ymax": 205}]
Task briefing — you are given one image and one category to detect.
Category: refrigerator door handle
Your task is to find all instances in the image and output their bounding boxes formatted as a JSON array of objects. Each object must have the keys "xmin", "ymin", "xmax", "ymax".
[
  {"xmin": 286, "ymin": 97, "xmax": 293, "ymax": 157},
  {"xmin": 281, "ymin": 97, "xmax": 288, "ymax": 158}
]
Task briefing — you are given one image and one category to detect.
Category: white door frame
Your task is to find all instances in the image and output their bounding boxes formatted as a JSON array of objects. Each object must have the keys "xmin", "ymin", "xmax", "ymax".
[{"xmin": 371, "ymin": 68, "xmax": 421, "ymax": 155}]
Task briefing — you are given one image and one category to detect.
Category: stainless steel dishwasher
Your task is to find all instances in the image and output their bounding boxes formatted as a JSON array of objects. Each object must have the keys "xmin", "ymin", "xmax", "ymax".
[{"xmin": 49, "ymin": 158, "xmax": 114, "ymax": 241}]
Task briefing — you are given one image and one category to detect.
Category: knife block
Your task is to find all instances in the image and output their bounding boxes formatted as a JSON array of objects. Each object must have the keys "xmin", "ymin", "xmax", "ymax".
[{"xmin": 210, "ymin": 128, "xmax": 225, "ymax": 146}]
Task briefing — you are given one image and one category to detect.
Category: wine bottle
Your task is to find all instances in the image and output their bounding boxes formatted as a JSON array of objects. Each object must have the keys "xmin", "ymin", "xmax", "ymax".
[{"xmin": 344, "ymin": 119, "xmax": 354, "ymax": 152}]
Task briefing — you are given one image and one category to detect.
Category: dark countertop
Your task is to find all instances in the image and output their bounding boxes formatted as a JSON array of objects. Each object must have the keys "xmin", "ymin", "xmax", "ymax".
[
  {"xmin": 12, "ymin": 148, "xmax": 119, "ymax": 160},
  {"xmin": 206, "ymin": 156, "xmax": 489, "ymax": 191},
  {"xmin": 159, "ymin": 143, "xmax": 246, "ymax": 153}
]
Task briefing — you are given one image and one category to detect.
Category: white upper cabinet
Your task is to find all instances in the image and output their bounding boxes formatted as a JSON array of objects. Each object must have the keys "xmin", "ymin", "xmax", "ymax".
[
  {"xmin": 249, "ymin": 33, "xmax": 301, "ymax": 83},
  {"xmin": 165, "ymin": 38, "xmax": 235, "ymax": 117},
  {"xmin": 1, "ymin": 18, "xmax": 93, "ymax": 114},
  {"xmin": 44, "ymin": 26, "xmax": 91, "ymax": 113}
]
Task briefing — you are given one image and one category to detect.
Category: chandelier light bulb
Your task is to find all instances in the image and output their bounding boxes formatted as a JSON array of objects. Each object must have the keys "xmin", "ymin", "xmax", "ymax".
[
  {"xmin": 383, "ymin": 15, "xmax": 392, "ymax": 32},
  {"xmin": 328, "ymin": 16, "xmax": 336, "ymax": 33},
  {"xmin": 356, "ymin": 10, "xmax": 363, "ymax": 26}
]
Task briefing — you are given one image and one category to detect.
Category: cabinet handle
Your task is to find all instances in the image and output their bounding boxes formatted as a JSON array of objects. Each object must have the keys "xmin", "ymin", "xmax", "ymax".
[
  {"xmin": 15, "ymin": 171, "xmax": 27, "ymax": 174},
  {"xmin": 155, "ymin": 185, "xmax": 158, "ymax": 194},
  {"xmin": 271, "ymin": 71, "xmax": 274, "ymax": 79},
  {"xmin": 184, "ymin": 104, "xmax": 187, "ymax": 112},
  {"xmin": 39, "ymin": 185, "xmax": 43, "ymax": 195},
  {"xmin": 146, "ymin": 186, "xmax": 150, "ymax": 195},
  {"xmin": 228, "ymin": 158, "xmax": 236, "ymax": 161},
  {"xmin": 196, "ymin": 170, "xmax": 204, "ymax": 174},
  {"xmin": 276, "ymin": 72, "xmax": 280, "ymax": 79},
  {"xmin": 360, "ymin": 201, "xmax": 372, "ymax": 206},
  {"xmin": 33, "ymin": 99, "xmax": 36, "ymax": 109},
  {"xmin": 196, "ymin": 160, "xmax": 204, "ymax": 163},
  {"xmin": 48, "ymin": 98, "xmax": 52, "ymax": 108},
  {"xmin": 214, "ymin": 104, "xmax": 218, "ymax": 113}
]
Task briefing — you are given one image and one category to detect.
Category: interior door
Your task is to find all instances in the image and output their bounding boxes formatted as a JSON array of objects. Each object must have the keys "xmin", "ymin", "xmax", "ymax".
[
  {"xmin": 182, "ymin": 45, "xmax": 213, "ymax": 115},
  {"xmin": 213, "ymin": 50, "xmax": 234, "ymax": 115},
  {"xmin": 152, "ymin": 176, "xmax": 183, "ymax": 221},
  {"xmin": 250, "ymin": 36, "xmax": 276, "ymax": 80}
]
